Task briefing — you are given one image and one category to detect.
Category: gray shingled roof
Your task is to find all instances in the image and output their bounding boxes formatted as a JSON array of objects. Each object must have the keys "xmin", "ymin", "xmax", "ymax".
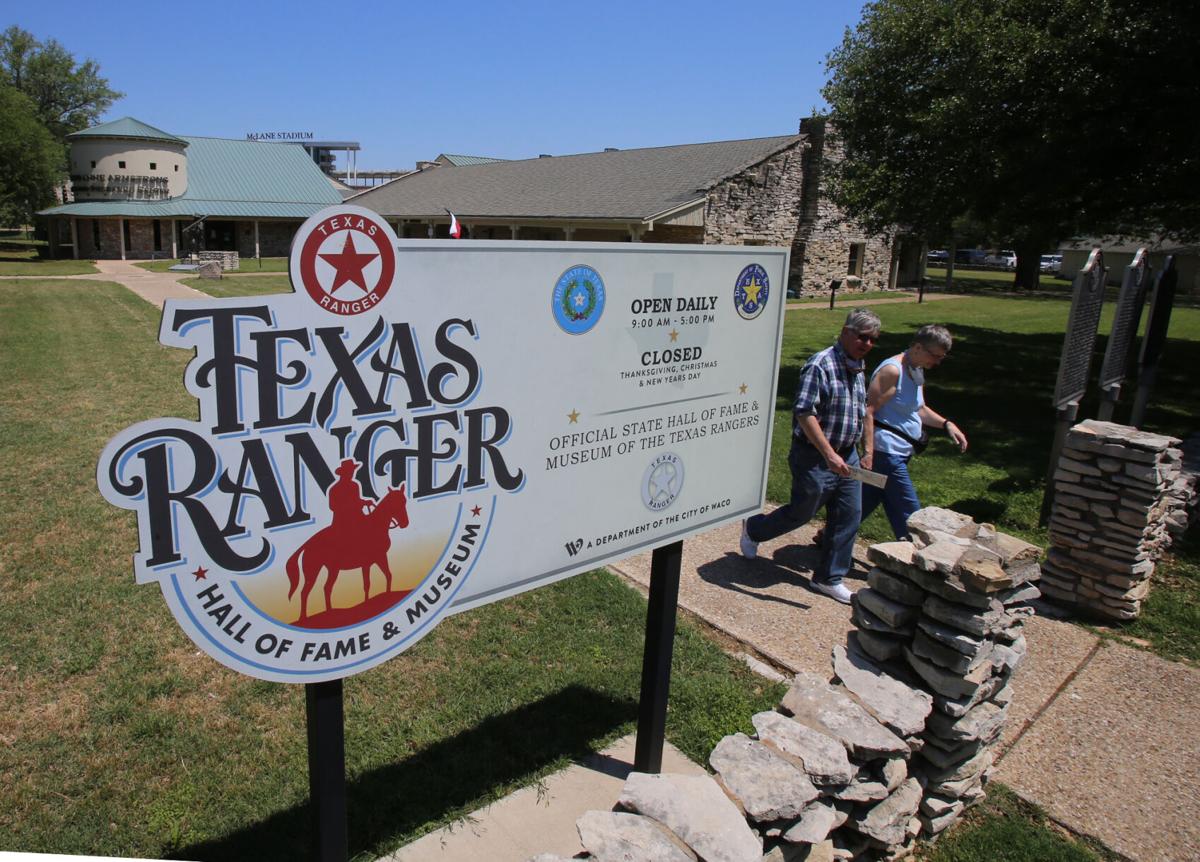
[{"xmin": 354, "ymin": 135, "xmax": 800, "ymax": 220}]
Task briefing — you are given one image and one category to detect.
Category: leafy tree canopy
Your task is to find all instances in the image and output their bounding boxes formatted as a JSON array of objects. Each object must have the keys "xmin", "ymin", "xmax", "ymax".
[
  {"xmin": 0, "ymin": 26, "xmax": 122, "ymax": 141},
  {"xmin": 0, "ymin": 85, "xmax": 64, "ymax": 226},
  {"xmin": 822, "ymin": 0, "xmax": 1200, "ymax": 284}
]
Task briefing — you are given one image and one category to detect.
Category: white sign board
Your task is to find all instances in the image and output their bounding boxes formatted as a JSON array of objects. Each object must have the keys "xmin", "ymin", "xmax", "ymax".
[{"xmin": 97, "ymin": 206, "xmax": 787, "ymax": 682}]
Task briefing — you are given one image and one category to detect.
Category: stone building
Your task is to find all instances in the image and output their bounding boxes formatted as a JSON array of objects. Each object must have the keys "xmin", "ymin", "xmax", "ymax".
[
  {"xmin": 39, "ymin": 117, "xmax": 343, "ymax": 260},
  {"xmin": 352, "ymin": 118, "xmax": 924, "ymax": 295}
]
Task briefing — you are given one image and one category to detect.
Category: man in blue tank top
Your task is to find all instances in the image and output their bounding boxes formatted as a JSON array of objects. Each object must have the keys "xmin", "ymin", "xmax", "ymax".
[
  {"xmin": 861, "ymin": 324, "xmax": 969, "ymax": 539},
  {"xmin": 740, "ymin": 308, "xmax": 882, "ymax": 604}
]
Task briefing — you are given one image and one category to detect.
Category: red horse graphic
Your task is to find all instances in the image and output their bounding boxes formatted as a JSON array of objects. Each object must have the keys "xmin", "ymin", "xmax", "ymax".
[{"xmin": 286, "ymin": 464, "xmax": 410, "ymax": 623}]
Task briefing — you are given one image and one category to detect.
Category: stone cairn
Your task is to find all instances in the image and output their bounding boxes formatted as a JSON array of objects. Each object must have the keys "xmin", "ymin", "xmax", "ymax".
[
  {"xmin": 1042, "ymin": 420, "xmax": 1199, "ymax": 621},
  {"xmin": 527, "ymin": 508, "xmax": 1041, "ymax": 862}
]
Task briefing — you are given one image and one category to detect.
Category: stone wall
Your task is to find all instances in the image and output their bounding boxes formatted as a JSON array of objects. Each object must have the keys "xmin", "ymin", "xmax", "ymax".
[
  {"xmin": 1042, "ymin": 420, "xmax": 1198, "ymax": 620},
  {"xmin": 792, "ymin": 119, "xmax": 896, "ymax": 296},
  {"xmin": 703, "ymin": 142, "xmax": 805, "ymax": 252},
  {"xmin": 235, "ymin": 220, "xmax": 297, "ymax": 258},
  {"xmin": 526, "ymin": 508, "xmax": 1040, "ymax": 862}
]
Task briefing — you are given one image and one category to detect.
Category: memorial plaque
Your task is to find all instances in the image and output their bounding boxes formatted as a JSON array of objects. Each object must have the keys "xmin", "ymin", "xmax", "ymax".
[
  {"xmin": 1098, "ymin": 250, "xmax": 1150, "ymax": 389},
  {"xmin": 1051, "ymin": 249, "xmax": 1107, "ymax": 408},
  {"xmin": 1138, "ymin": 255, "xmax": 1178, "ymax": 368},
  {"xmin": 97, "ymin": 206, "xmax": 788, "ymax": 682}
]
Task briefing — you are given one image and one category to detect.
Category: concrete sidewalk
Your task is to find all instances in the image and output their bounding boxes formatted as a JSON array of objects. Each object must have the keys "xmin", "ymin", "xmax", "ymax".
[
  {"xmin": 390, "ymin": 517, "xmax": 1198, "ymax": 862},
  {"xmin": 80, "ymin": 259, "xmax": 208, "ymax": 308}
]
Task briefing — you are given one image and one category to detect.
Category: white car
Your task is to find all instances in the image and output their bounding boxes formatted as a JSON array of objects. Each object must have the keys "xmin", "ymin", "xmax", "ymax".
[
  {"xmin": 1040, "ymin": 254, "xmax": 1063, "ymax": 275},
  {"xmin": 984, "ymin": 250, "xmax": 1016, "ymax": 269}
]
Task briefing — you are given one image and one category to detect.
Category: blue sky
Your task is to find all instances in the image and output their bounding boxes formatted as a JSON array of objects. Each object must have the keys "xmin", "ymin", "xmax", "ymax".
[{"xmin": 9, "ymin": 1, "xmax": 867, "ymax": 171}]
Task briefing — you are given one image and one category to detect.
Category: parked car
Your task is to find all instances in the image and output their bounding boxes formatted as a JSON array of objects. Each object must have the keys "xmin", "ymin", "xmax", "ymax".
[
  {"xmin": 984, "ymin": 250, "xmax": 1016, "ymax": 269},
  {"xmin": 926, "ymin": 249, "xmax": 949, "ymax": 264},
  {"xmin": 954, "ymin": 248, "xmax": 988, "ymax": 265},
  {"xmin": 1040, "ymin": 253, "xmax": 1063, "ymax": 275}
]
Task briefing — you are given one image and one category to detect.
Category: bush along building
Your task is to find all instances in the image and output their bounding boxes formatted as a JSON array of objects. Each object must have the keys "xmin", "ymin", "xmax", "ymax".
[
  {"xmin": 351, "ymin": 117, "xmax": 924, "ymax": 296},
  {"xmin": 38, "ymin": 117, "xmax": 343, "ymax": 261}
]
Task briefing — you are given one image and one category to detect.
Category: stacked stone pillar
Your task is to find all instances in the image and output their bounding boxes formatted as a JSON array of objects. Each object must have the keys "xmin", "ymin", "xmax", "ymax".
[
  {"xmin": 1042, "ymin": 420, "xmax": 1198, "ymax": 620},
  {"xmin": 849, "ymin": 507, "xmax": 1040, "ymax": 845}
]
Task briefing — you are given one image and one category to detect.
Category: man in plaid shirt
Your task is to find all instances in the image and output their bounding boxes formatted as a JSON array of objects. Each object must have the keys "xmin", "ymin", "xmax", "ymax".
[{"xmin": 740, "ymin": 308, "xmax": 882, "ymax": 604}]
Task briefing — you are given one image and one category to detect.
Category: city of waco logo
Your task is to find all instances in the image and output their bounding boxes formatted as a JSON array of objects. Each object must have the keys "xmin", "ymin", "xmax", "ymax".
[
  {"xmin": 97, "ymin": 205, "xmax": 524, "ymax": 683},
  {"xmin": 733, "ymin": 263, "xmax": 769, "ymax": 320},
  {"xmin": 291, "ymin": 206, "xmax": 397, "ymax": 315}
]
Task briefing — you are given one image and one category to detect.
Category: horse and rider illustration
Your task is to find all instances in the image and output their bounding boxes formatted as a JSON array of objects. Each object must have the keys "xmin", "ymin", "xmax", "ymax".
[{"xmin": 286, "ymin": 459, "xmax": 410, "ymax": 625}]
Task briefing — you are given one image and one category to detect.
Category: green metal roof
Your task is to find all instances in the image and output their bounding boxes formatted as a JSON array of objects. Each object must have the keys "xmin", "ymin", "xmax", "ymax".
[
  {"xmin": 66, "ymin": 117, "xmax": 187, "ymax": 146},
  {"xmin": 438, "ymin": 153, "xmax": 506, "ymax": 166},
  {"xmin": 40, "ymin": 133, "xmax": 343, "ymax": 219}
]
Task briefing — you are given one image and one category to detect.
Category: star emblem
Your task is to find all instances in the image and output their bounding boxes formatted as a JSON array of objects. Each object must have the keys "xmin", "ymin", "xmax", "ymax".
[
  {"xmin": 573, "ymin": 290, "xmax": 587, "ymax": 309},
  {"xmin": 471, "ymin": 505, "xmax": 482, "ymax": 517},
  {"xmin": 191, "ymin": 566, "xmax": 208, "ymax": 581},
  {"xmin": 743, "ymin": 277, "xmax": 763, "ymax": 307},
  {"xmin": 568, "ymin": 409, "xmax": 580, "ymax": 424},
  {"xmin": 318, "ymin": 232, "xmax": 378, "ymax": 293},
  {"xmin": 739, "ymin": 383, "xmax": 748, "ymax": 394},
  {"xmin": 669, "ymin": 329, "xmax": 679, "ymax": 342}
]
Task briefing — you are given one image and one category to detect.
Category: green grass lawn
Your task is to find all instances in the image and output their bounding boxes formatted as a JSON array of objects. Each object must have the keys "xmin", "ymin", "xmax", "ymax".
[
  {"xmin": 0, "ymin": 279, "xmax": 782, "ymax": 860},
  {"xmin": 0, "ymin": 248, "xmax": 97, "ymax": 276},
  {"xmin": 136, "ymin": 256, "xmax": 289, "ymax": 273},
  {"xmin": 788, "ymin": 289, "xmax": 914, "ymax": 305},
  {"xmin": 181, "ymin": 274, "xmax": 293, "ymax": 297},
  {"xmin": 769, "ymin": 296, "xmax": 1200, "ymax": 660}
]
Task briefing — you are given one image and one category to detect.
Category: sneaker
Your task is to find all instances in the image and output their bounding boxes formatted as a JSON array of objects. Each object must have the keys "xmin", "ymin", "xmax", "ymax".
[
  {"xmin": 739, "ymin": 520, "xmax": 758, "ymax": 560},
  {"xmin": 812, "ymin": 580, "xmax": 853, "ymax": 604}
]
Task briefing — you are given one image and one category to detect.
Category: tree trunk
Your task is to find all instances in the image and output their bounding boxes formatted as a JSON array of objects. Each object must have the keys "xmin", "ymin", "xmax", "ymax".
[{"xmin": 1013, "ymin": 243, "xmax": 1042, "ymax": 290}]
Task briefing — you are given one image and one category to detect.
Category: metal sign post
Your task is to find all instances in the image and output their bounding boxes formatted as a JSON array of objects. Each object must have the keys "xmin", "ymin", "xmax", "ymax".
[
  {"xmin": 634, "ymin": 541, "xmax": 683, "ymax": 773},
  {"xmin": 1130, "ymin": 256, "xmax": 1179, "ymax": 427},
  {"xmin": 1040, "ymin": 249, "xmax": 1107, "ymax": 525},
  {"xmin": 1097, "ymin": 250, "xmax": 1151, "ymax": 421},
  {"xmin": 306, "ymin": 681, "xmax": 348, "ymax": 862}
]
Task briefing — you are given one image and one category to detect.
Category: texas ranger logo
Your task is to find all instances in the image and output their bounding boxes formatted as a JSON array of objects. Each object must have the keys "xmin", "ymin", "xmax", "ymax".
[
  {"xmin": 733, "ymin": 263, "xmax": 769, "ymax": 320},
  {"xmin": 642, "ymin": 452, "xmax": 684, "ymax": 511},
  {"xmin": 97, "ymin": 205, "xmax": 525, "ymax": 683},
  {"xmin": 552, "ymin": 264, "xmax": 606, "ymax": 334},
  {"xmin": 291, "ymin": 205, "xmax": 398, "ymax": 315}
]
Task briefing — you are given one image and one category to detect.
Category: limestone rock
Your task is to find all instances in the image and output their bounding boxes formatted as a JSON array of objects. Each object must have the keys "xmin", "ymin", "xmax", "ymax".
[
  {"xmin": 906, "ymin": 647, "xmax": 993, "ymax": 699},
  {"xmin": 867, "ymin": 567, "xmax": 926, "ymax": 605},
  {"xmin": 618, "ymin": 772, "xmax": 761, "ymax": 862},
  {"xmin": 851, "ymin": 596, "xmax": 916, "ymax": 637},
  {"xmin": 831, "ymin": 778, "xmax": 890, "ymax": 802},
  {"xmin": 911, "ymin": 629, "xmax": 990, "ymax": 675},
  {"xmin": 880, "ymin": 756, "xmax": 907, "ymax": 792},
  {"xmin": 764, "ymin": 839, "xmax": 837, "ymax": 862},
  {"xmin": 855, "ymin": 588, "xmax": 922, "ymax": 628},
  {"xmin": 782, "ymin": 801, "xmax": 840, "ymax": 845},
  {"xmin": 848, "ymin": 777, "xmax": 922, "ymax": 846},
  {"xmin": 924, "ymin": 700, "xmax": 1007, "ymax": 744},
  {"xmin": 917, "ymin": 617, "xmax": 990, "ymax": 658},
  {"xmin": 576, "ymin": 810, "xmax": 697, "ymax": 862},
  {"xmin": 709, "ymin": 733, "xmax": 819, "ymax": 821},
  {"xmin": 914, "ymin": 540, "xmax": 967, "ymax": 576},
  {"xmin": 752, "ymin": 711, "xmax": 855, "ymax": 786},
  {"xmin": 922, "ymin": 595, "xmax": 1012, "ymax": 638},
  {"xmin": 907, "ymin": 507, "xmax": 976, "ymax": 539},
  {"xmin": 832, "ymin": 645, "xmax": 932, "ymax": 738},
  {"xmin": 780, "ymin": 672, "xmax": 909, "ymax": 760},
  {"xmin": 955, "ymin": 554, "xmax": 1012, "ymax": 593},
  {"xmin": 852, "ymin": 629, "xmax": 906, "ymax": 664}
]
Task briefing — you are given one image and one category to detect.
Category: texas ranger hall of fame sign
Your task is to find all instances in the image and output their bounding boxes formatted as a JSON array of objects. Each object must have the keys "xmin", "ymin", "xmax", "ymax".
[{"xmin": 98, "ymin": 205, "xmax": 788, "ymax": 683}]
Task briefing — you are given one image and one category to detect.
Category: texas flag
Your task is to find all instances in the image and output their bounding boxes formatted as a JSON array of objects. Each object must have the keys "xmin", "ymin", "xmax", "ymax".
[{"xmin": 446, "ymin": 210, "xmax": 462, "ymax": 239}]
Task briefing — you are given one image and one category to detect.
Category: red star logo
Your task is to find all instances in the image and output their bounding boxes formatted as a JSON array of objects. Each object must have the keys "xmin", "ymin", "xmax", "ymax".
[
  {"xmin": 471, "ymin": 505, "xmax": 482, "ymax": 517},
  {"xmin": 318, "ymin": 232, "xmax": 378, "ymax": 292},
  {"xmin": 191, "ymin": 566, "xmax": 208, "ymax": 581}
]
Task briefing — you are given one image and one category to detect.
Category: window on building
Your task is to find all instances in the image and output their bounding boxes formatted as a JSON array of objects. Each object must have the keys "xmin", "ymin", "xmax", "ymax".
[
  {"xmin": 848, "ymin": 242, "xmax": 866, "ymax": 276},
  {"xmin": 122, "ymin": 220, "xmax": 131, "ymax": 251},
  {"xmin": 91, "ymin": 220, "xmax": 100, "ymax": 249},
  {"xmin": 153, "ymin": 220, "xmax": 162, "ymax": 252},
  {"xmin": 118, "ymin": 161, "xmax": 126, "ymax": 169},
  {"xmin": 149, "ymin": 162, "xmax": 157, "ymax": 170},
  {"xmin": 90, "ymin": 160, "xmax": 96, "ymax": 169},
  {"xmin": 174, "ymin": 165, "xmax": 179, "ymax": 172}
]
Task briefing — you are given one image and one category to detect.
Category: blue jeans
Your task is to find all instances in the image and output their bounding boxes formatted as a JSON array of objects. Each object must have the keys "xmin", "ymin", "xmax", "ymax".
[
  {"xmin": 745, "ymin": 440, "xmax": 862, "ymax": 585},
  {"xmin": 860, "ymin": 449, "xmax": 921, "ymax": 540}
]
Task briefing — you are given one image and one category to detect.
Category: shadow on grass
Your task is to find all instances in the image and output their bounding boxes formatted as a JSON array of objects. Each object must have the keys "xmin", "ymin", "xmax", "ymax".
[{"xmin": 173, "ymin": 684, "xmax": 636, "ymax": 862}]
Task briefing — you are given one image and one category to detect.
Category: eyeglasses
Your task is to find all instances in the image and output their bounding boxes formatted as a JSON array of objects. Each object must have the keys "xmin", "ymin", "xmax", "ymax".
[
  {"xmin": 922, "ymin": 345, "xmax": 949, "ymax": 361},
  {"xmin": 851, "ymin": 330, "xmax": 878, "ymax": 344}
]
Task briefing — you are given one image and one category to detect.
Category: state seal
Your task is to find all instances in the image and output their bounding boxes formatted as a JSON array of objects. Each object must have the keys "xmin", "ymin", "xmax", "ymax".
[
  {"xmin": 552, "ymin": 265, "xmax": 606, "ymax": 334},
  {"xmin": 733, "ymin": 263, "xmax": 770, "ymax": 320}
]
